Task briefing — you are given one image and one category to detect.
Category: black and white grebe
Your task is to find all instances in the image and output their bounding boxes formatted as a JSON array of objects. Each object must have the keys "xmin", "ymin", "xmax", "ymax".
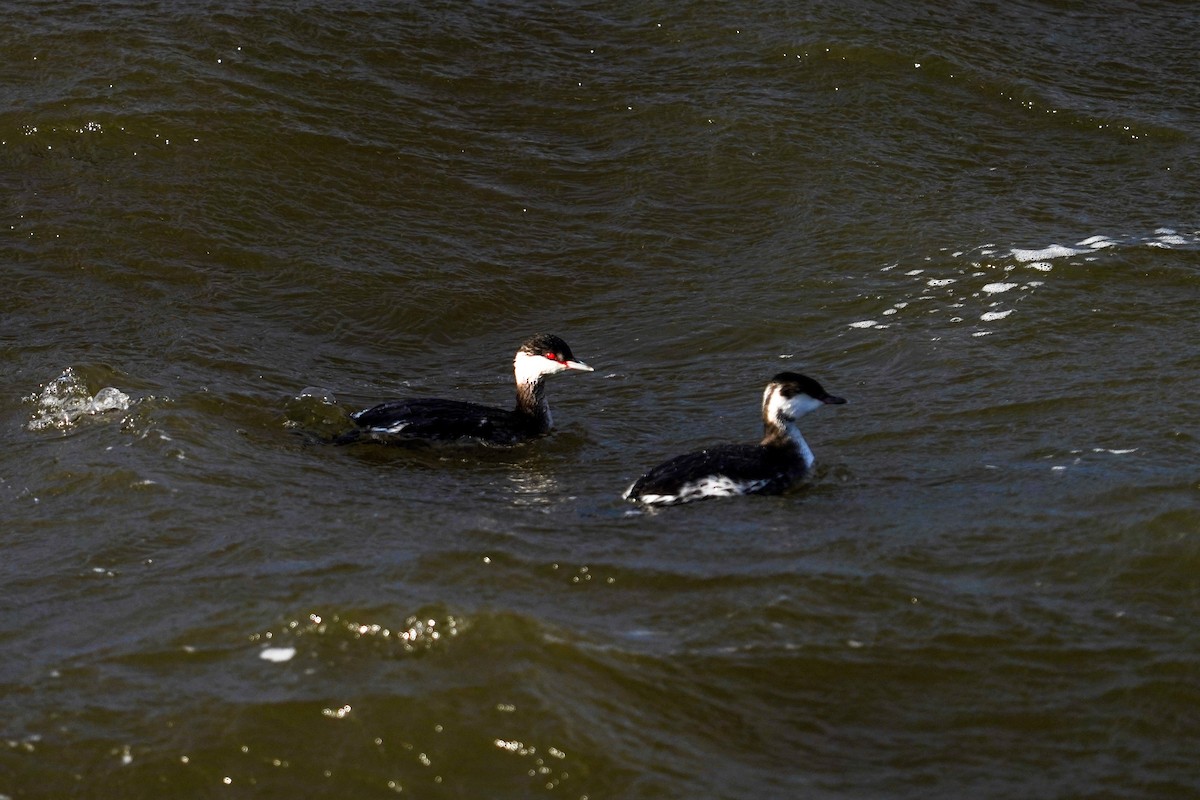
[
  {"xmin": 624, "ymin": 372, "xmax": 845, "ymax": 506},
  {"xmin": 340, "ymin": 333, "xmax": 593, "ymax": 446}
]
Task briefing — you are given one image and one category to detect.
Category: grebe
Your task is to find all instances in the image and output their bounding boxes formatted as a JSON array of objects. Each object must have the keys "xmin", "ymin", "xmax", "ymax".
[
  {"xmin": 339, "ymin": 333, "xmax": 593, "ymax": 446},
  {"xmin": 624, "ymin": 372, "xmax": 845, "ymax": 506}
]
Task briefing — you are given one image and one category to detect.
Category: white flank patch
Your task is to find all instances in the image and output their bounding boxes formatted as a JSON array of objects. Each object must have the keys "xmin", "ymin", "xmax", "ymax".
[
  {"xmin": 259, "ymin": 647, "xmax": 296, "ymax": 663},
  {"xmin": 630, "ymin": 476, "xmax": 767, "ymax": 506},
  {"xmin": 683, "ymin": 476, "xmax": 750, "ymax": 498},
  {"xmin": 681, "ymin": 476, "xmax": 767, "ymax": 503},
  {"xmin": 637, "ymin": 493, "xmax": 679, "ymax": 505}
]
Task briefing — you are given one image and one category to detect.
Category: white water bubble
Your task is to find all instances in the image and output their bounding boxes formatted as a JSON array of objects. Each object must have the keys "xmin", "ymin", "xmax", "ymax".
[
  {"xmin": 297, "ymin": 386, "xmax": 337, "ymax": 404},
  {"xmin": 980, "ymin": 310, "xmax": 1013, "ymax": 321},
  {"xmin": 981, "ymin": 282, "xmax": 1017, "ymax": 294}
]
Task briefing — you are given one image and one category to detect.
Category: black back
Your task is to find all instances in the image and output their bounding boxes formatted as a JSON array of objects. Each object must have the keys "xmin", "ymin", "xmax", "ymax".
[
  {"xmin": 348, "ymin": 398, "xmax": 539, "ymax": 445},
  {"xmin": 627, "ymin": 442, "xmax": 805, "ymax": 499}
]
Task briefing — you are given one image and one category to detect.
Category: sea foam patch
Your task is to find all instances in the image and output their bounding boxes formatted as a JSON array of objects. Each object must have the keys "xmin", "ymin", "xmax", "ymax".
[
  {"xmin": 259, "ymin": 646, "xmax": 297, "ymax": 663},
  {"xmin": 1011, "ymin": 243, "xmax": 1086, "ymax": 262},
  {"xmin": 846, "ymin": 229, "xmax": 1200, "ymax": 338}
]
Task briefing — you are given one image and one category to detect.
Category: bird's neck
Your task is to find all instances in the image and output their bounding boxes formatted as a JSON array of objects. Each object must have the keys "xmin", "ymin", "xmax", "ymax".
[
  {"xmin": 515, "ymin": 378, "xmax": 551, "ymax": 431},
  {"xmin": 761, "ymin": 416, "xmax": 815, "ymax": 469}
]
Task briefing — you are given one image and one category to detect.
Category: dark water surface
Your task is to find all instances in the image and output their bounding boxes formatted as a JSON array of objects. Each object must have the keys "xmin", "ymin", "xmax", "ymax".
[{"xmin": 3, "ymin": 1, "xmax": 1199, "ymax": 798}]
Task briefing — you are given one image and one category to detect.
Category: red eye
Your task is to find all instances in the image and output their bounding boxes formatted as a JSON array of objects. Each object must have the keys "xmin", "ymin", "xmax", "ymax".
[{"xmin": 545, "ymin": 352, "xmax": 560, "ymax": 362}]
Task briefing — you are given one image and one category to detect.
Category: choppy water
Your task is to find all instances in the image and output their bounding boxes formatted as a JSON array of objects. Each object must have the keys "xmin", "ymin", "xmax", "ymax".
[{"xmin": 3, "ymin": 2, "xmax": 1199, "ymax": 798}]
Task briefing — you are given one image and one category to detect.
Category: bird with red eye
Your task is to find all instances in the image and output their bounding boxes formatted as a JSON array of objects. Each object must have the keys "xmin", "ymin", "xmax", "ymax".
[{"xmin": 339, "ymin": 333, "xmax": 594, "ymax": 447}]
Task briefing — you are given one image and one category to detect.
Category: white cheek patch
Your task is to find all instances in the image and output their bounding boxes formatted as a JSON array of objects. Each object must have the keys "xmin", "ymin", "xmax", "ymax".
[
  {"xmin": 514, "ymin": 351, "xmax": 562, "ymax": 384},
  {"xmin": 783, "ymin": 394, "xmax": 824, "ymax": 417},
  {"xmin": 765, "ymin": 388, "xmax": 822, "ymax": 421}
]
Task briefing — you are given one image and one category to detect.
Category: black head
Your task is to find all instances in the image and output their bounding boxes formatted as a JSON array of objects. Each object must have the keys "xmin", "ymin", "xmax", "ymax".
[
  {"xmin": 769, "ymin": 372, "xmax": 846, "ymax": 405},
  {"xmin": 519, "ymin": 333, "xmax": 577, "ymax": 363}
]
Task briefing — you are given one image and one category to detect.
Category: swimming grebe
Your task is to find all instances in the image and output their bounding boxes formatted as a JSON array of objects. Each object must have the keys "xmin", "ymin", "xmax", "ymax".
[
  {"xmin": 623, "ymin": 372, "xmax": 845, "ymax": 505},
  {"xmin": 339, "ymin": 333, "xmax": 593, "ymax": 446}
]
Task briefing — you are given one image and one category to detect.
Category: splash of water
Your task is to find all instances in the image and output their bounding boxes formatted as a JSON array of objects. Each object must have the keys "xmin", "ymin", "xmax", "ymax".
[{"xmin": 25, "ymin": 367, "xmax": 131, "ymax": 431}]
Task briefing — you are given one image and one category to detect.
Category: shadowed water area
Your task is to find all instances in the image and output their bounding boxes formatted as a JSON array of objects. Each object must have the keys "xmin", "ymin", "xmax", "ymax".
[{"xmin": 2, "ymin": 1, "xmax": 1198, "ymax": 798}]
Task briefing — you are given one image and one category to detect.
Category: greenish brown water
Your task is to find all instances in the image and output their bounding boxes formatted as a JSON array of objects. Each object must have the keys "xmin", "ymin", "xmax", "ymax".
[{"xmin": 3, "ymin": 2, "xmax": 1199, "ymax": 798}]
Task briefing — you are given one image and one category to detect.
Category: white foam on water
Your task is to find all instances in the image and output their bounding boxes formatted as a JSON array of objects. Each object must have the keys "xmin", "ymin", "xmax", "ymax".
[
  {"xmin": 1077, "ymin": 235, "xmax": 1116, "ymax": 249},
  {"xmin": 1150, "ymin": 227, "xmax": 1189, "ymax": 247},
  {"xmin": 259, "ymin": 646, "xmax": 297, "ymax": 663},
  {"xmin": 1011, "ymin": 244, "xmax": 1082, "ymax": 262},
  {"xmin": 849, "ymin": 229, "xmax": 1200, "ymax": 339}
]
